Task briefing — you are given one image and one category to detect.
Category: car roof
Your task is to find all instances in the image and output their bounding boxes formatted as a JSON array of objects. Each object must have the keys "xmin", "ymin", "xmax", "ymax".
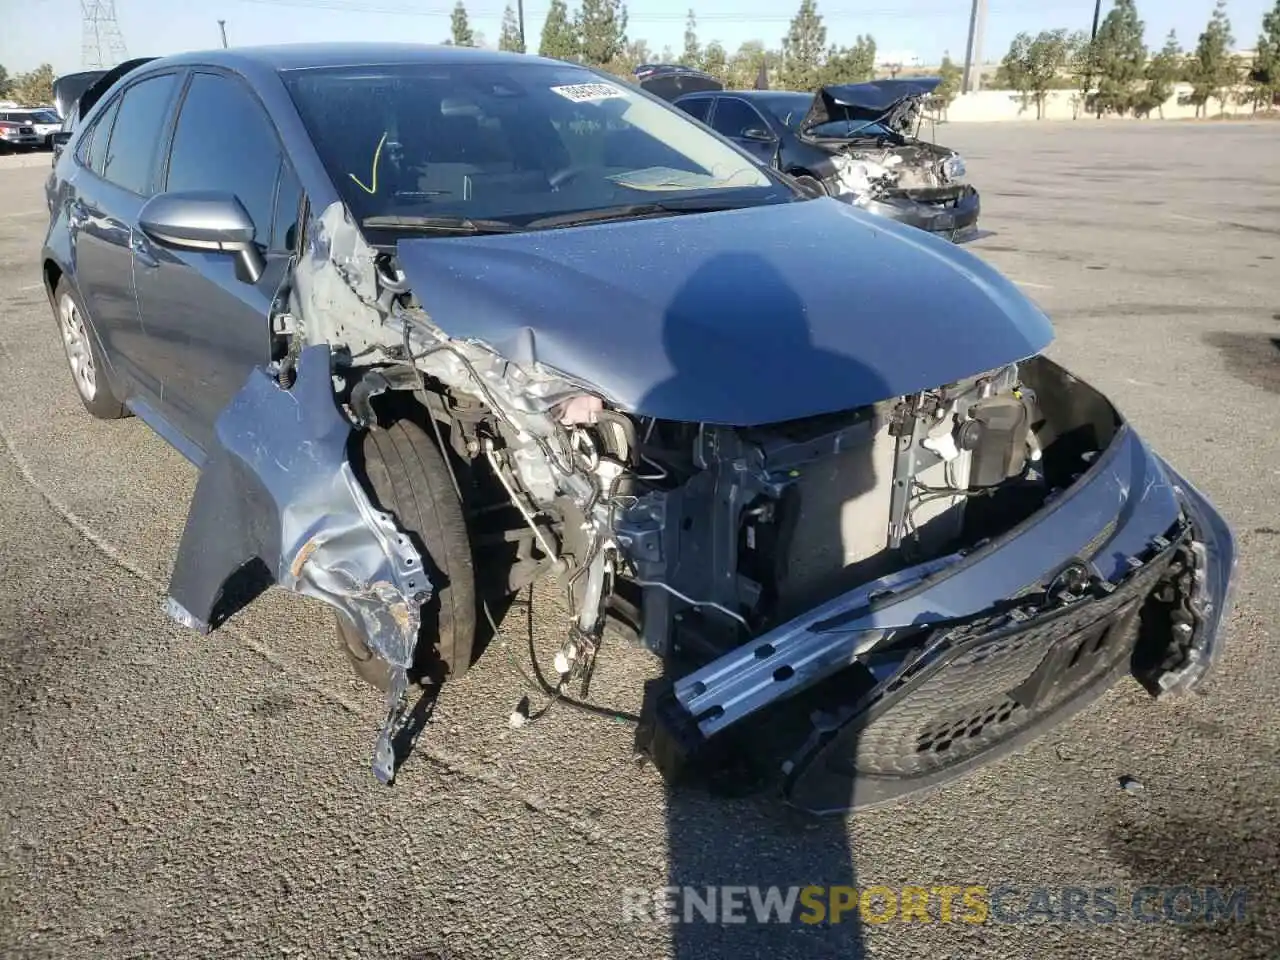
[{"xmin": 141, "ymin": 42, "xmax": 562, "ymax": 74}]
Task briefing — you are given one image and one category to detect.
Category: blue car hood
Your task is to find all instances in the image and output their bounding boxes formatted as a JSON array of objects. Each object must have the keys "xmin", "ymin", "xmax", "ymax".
[{"xmin": 394, "ymin": 198, "xmax": 1054, "ymax": 426}]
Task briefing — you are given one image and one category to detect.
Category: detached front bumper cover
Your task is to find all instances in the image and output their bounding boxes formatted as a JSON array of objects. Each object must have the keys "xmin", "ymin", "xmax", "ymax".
[
  {"xmin": 642, "ymin": 423, "xmax": 1237, "ymax": 812},
  {"xmin": 165, "ymin": 344, "xmax": 430, "ymax": 782},
  {"xmin": 863, "ymin": 185, "xmax": 980, "ymax": 237}
]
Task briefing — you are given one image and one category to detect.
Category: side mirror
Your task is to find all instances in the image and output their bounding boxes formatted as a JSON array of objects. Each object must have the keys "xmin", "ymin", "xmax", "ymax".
[
  {"xmin": 138, "ymin": 190, "xmax": 265, "ymax": 284},
  {"xmin": 51, "ymin": 130, "xmax": 73, "ymax": 147},
  {"xmin": 740, "ymin": 126, "xmax": 775, "ymax": 143}
]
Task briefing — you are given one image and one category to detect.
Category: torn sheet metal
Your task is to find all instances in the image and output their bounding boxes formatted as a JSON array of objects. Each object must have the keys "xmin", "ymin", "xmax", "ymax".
[{"xmin": 165, "ymin": 343, "xmax": 430, "ymax": 783}]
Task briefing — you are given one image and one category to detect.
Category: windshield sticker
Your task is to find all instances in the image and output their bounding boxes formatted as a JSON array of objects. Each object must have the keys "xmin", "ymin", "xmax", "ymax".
[{"xmin": 550, "ymin": 82, "xmax": 626, "ymax": 102}]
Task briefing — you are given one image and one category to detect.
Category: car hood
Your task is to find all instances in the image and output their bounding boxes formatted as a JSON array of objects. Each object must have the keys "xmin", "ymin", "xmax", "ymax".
[
  {"xmin": 393, "ymin": 198, "xmax": 1053, "ymax": 426},
  {"xmin": 801, "ymin": 77, "xmax": 941, "ymax": 135}
]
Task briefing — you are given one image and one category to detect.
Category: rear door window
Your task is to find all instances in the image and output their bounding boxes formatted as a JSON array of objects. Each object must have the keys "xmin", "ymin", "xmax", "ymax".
[
  {"xmin": 81, "ymin": 94, "xmax": 122, "ymax": 175},
  {"xmin": 676, "ymin": 97, "xmax": 713, "ymax": 122},
  {"xmin": 102, "ymin": 73, "xmax": 179, "ymax": 194},
  {"xmin": 709, "ymin": 98, "xmax": 769, "ymax": 139},
  {"xmin": 165, "ymin": 72, "xmax": 285, "ymax": 246}
]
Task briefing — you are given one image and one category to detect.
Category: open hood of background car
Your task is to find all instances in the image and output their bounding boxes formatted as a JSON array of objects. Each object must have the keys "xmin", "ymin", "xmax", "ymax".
[
  {"xmin": 801, "ymin": 77, "xmax": 941, "ymax": 136},
  {"xmin": 393, "ymin": 198, "xmax": 1052, "ymax": 426},
  {"xmin": 61, "ymin": 57, "xmax": 157, "ymax": 124},
  {"xmin": 634, "ymin": 63, "xmax": 725, "ymax": 102},
  {"xmin": 52, "ymin": 70, "xmax": 108, "ymax": 122}
]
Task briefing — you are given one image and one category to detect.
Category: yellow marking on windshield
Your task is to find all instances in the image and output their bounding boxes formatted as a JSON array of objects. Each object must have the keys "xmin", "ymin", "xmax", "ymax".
[{"xmin": 349, "ymin": 131, "xmax": 388, "ymax": 195}]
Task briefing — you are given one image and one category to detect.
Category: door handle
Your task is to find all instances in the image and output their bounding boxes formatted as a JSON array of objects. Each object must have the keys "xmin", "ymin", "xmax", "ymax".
[{"xmin": 130, "ymin": 232, "xmax": 159, "ymax": 269}]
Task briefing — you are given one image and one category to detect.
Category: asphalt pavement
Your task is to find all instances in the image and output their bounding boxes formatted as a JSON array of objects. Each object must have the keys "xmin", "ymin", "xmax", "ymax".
[{"xmin": 1, "ymin": 121, "xmax": 1278, "ymax": 960}]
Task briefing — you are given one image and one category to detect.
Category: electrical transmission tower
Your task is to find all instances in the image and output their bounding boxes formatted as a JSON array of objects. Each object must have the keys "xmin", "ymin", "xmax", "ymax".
[{"xmin": 81, "ymin": 0, "xmax": 130, "ymax": 70}]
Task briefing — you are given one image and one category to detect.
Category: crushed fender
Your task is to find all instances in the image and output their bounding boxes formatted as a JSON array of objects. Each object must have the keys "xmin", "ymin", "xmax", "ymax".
[{"xmin": 164, "ymin": 343, "xmax": 430, "ymax": 783}]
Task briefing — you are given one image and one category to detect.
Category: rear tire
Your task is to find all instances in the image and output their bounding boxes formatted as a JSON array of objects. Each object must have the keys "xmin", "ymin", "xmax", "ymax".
[
  {"xmin": 336, "ymin": 415, "xmax": 477, "ymax": 691},
  {"xmin": 51, "ymin": 277, "xmax": 128, "ymax": 420}
]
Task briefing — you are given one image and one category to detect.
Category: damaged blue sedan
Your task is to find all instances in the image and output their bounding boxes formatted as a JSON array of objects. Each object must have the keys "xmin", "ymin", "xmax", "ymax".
[{"xmin": 40, "ymin": 43, "xmax": 1236, "ymax": 813}]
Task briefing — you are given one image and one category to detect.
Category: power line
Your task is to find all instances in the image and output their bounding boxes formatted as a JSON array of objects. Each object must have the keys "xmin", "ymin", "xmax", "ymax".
[{"xmin": 80, "ymin": 0, "xmax": 129, "ymax": 69}]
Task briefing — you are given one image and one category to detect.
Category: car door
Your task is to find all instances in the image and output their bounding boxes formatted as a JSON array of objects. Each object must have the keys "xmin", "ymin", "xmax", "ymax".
[
  {"xmin": 65, "ymin": 73, "xmax": 180, "ymax": 401},
  {"xmin": 707, "ymin": 96, "xmax": 778, "ymax": 166},
  {"xmin": 132, "ymin": 69, "xmax": 301, "ymax": 456}
]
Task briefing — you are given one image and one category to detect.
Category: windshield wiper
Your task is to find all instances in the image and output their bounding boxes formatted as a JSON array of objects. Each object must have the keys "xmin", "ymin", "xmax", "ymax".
[
  {"xmin": 524, "ymin": 198, "xmax": 764, "ymax": 231},
  {"xmin": 360, "ymin": 214, "xmax": 522, "ymax": 235}
]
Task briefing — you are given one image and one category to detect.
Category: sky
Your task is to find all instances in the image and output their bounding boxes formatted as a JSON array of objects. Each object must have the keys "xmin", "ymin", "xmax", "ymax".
[{"xmin": 1, "ymin": 0, "xmax": 1272, "ymax": 77}]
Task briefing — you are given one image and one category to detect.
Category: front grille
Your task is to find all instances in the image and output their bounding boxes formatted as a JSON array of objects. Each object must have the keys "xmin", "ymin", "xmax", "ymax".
[{"xmin": 826, "ymin": 532, "xmax": 1180, "ymax": 780}]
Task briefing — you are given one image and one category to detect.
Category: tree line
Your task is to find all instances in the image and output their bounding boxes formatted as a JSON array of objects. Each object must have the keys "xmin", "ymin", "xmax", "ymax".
[
  {"xmin": 996, "ymin": 0, "xmax": 1280, "ymax": 119},
  {"xmin": 0, "ymin": 64, "xmax": 55, "ymax": 107},
  {"xmin": 447, "ymin": 0, "xmax": 963, "ymax": 96}
]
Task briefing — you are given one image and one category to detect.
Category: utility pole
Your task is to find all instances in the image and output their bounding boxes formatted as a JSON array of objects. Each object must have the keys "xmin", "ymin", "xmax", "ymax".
[
  {"xmin": 516, "ymin": 0, "xmax": 525, "ymax": 52},
  {"xmin": 961, "ymin": 0, "xmax": 987, "ymax": 94},
  {"xmin": 1091, "ymin": 0, "xmax": 1103, "ymax": 39},
  {"xmin": 218, "ymin": 19, "xmax": 228, "ymax": 48}
]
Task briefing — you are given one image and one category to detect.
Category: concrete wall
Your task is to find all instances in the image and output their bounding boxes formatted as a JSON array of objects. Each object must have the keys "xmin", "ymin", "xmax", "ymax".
[{"xmin": 939, "ymin": 83, "xmax": 1256, "ymax": 122}]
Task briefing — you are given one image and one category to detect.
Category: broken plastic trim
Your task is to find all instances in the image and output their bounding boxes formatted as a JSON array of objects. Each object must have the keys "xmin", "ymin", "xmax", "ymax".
[{"xmin": 164, "ymin": 343, "xmax": 430, "ymax": 784}]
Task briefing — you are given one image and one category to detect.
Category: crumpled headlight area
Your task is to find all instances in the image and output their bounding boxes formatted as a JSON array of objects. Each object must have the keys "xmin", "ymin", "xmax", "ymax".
[{"xmin": 939, "ymin": 154, "xmax": 967, "ymax": 183}]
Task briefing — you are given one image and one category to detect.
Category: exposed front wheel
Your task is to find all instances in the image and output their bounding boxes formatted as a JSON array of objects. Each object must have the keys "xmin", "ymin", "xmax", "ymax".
[
  {"xmin": 51, "ymin": 278, "xmax": 128, "ymax": 420},
  {"xmin": 336, "ymin": 415, "xmax": 477, "ymax": 691}
]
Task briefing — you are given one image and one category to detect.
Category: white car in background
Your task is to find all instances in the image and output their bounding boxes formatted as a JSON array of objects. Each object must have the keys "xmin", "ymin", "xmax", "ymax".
[{"xmin": 0, "ymin": 107, "xmax": 63, "ymax": 149}]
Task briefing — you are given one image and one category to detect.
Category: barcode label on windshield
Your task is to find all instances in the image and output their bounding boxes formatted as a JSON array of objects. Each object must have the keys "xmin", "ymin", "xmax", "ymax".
[{"xmin": 550, "ymin": 83, "xmax": 626, "ymax": 102}]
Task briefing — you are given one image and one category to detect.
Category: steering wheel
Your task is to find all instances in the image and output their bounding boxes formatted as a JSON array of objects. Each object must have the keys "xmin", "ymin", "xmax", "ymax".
[{"xmin": 547, "ymin": 164, "xmax": 592, "ymax": 190}]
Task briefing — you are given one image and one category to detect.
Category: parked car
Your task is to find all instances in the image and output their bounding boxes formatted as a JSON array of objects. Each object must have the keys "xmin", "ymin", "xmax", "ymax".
[
  {"xmin": 0, "ymin": 108, "xmax": 54, "ymax": 152},
  {"xmin": 41, "ymin": 43, "xmax": 1235, "ymax": 813},
  {"xmin": 656, "ymin": 73, "xmax": 979, "ymax": 240}
]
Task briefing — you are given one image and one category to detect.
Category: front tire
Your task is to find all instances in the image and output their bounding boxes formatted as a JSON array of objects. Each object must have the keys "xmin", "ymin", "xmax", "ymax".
[
  {"xmin": 336, "ymin": 415, "xmax": 477, "ymax": 691},
  {"xmin": 51, "ymin": 277, "xmax": 127, "ymax": 420}
]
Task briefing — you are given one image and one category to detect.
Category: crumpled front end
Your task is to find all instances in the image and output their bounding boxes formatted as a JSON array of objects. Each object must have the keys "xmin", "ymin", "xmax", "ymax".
[
  {"xmin": 634, "ymin": 360, "xmax": 1237, "ymax": 814},
  {"xmin": 818, "ymin": 140, "xmax": 979, "ymax": 238}
]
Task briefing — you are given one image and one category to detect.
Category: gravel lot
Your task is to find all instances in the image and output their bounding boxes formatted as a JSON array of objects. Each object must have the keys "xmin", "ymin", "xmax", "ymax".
[{"xmin": 1, "ymin": 122, "xmax": 1278, "ymax": 960}]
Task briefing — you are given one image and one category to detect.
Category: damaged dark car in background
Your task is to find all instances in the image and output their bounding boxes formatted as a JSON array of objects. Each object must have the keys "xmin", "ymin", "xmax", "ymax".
[
  {"xmin": 641, "ymin": 68, "xmax": 980, "ymax": 240},
  {"xmin": 42, "ymin": 44, "xmax": 1234, "ymax": 814}
]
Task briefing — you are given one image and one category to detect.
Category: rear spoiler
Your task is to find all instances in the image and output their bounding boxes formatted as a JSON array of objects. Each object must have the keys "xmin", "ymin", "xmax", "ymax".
[{"xmin": 634, "ymin": 63, "xmax": 724, "ymax": 102}]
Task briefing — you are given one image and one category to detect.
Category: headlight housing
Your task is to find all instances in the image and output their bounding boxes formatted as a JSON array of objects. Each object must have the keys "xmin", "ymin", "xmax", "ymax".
[{"xmin": 940, "ymin": 154, "xmax": 967, "ymax": 183}]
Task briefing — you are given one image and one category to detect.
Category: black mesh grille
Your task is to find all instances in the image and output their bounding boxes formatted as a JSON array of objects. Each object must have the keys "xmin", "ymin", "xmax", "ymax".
[{"xmin": 826, "ymin": 538, "xmax": 1176, "ymax": 780}]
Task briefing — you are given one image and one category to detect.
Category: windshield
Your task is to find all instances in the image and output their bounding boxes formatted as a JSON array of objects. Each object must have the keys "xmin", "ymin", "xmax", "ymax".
[
  {"xmin": 32, "ymin": 110, "xmax": 60, "ymax": 123},
  {"xmin": 283, "ymin": 61, "xmax": 784, "ymax": 229},
  {"xmin": 759, "ymin": 93, "xmax": 894, "ymax": 140}
]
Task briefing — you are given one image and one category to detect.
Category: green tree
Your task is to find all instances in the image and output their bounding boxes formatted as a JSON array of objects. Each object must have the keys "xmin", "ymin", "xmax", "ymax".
[
  {"xmin": 12, "ymin": 64, "xmax": 54, "ymax": 106},
  {"xmin": 727, "ymin": 40, "xmax": 767, "ymax": 88},
  {"xmin": 823, "ymin": 35, "xmax": 875, "ymax": 86},
  {"xmin": 682, "ymin": 10, "xmax": 700, "ymax": 68},
  {"xmin": 1143, "ymin": 29, "xmax": 1181, "ymax": 117},
  {"xmin": 1189, "ymin": 0, "xmax": 1235, "ymax": 116},
  {"xmin": 997, "ymin": 29, "xmax": 1074, "ymax": 118},
  {"xmin": 932, "ymin": 53, "xmax": 963, "ymax": 119},
  {"xmin": 779, "ymin": 0, "xmax": 826, "ymax": 90},
  {"xmin": 0, "ymin": 65, "xmax": 11, "ymax": 99},
  {"xmin": 539, "ymin": 0, "xmax": 580, "ymax": 61},
  {"xmin": 577, "ymin": 0, "xmax": 628, "ymax": 67},
  {"xmin": 1249, "ymin": 0, "xmax": 1280, "ymax": 110},
  {"xmin": 498, "ymin": 4, "xmax": 525, "ymax": 53},
  {"xmin": 701, "ymin": 40, "xmax": 727, "ymax": 78},
  {"xmin": 1091, "ymin": 0, "xmax": 1147, "ymax": 115},
  {"xmin": 449, "ymin": 0, "xmax": 475, "ymax": 46},
  {"xmin": 617, "ymin": 38, "xmax": 651, "ymax": 75}
]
